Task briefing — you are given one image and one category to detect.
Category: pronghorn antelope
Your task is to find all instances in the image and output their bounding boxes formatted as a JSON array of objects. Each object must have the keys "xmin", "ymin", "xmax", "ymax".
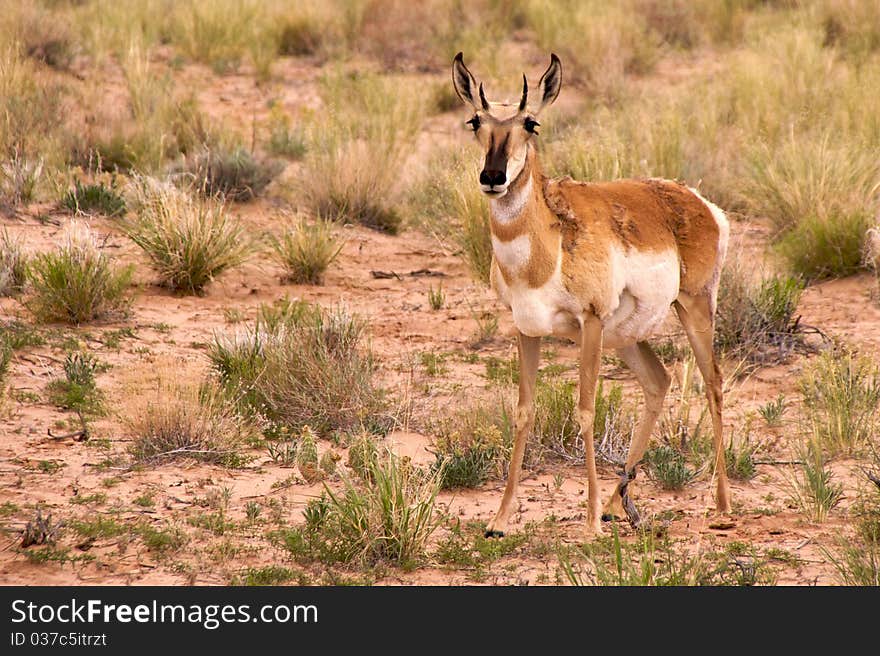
[{"xmin": 452, "ymin": 52, "xmax": 731, "ymax": 537}]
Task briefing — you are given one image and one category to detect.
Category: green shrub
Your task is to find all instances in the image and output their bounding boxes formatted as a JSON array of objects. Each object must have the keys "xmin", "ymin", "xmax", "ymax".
[
  {"xmin": 715, "ymin": 254, "xmax": 806, "ymax": 365},
  {"xmin": 644, "ymin": 444, "xmax": 697, "ymax": 490},
  {"xmin": 430, "ymin": 404, "xmax": 510, "ymax": 489},
  {"xmin": 787, "ymin": 438, "xmax": 843, "ymax": 522},
  {"xmin": 46, "ymin": 351, "xmax": 105, "ymax": 416}
]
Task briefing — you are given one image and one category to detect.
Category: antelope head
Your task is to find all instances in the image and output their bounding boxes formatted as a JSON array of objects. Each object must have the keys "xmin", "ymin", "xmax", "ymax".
[{"xmin": 452, "ymin": 52, "xmax": 562, "ymax": 198}]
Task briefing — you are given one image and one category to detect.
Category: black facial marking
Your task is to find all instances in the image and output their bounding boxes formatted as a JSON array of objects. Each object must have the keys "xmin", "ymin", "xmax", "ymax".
[
  {"xmin": 524, "ymin": 117, "xmax": 540, "ymax": 134},
  {"xmin": 466, "ymin": 115, "xmax": 480, "ymax": 131}
]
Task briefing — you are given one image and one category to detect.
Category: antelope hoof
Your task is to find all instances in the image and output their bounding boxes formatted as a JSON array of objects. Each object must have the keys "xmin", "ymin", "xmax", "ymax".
[
  {"xmin": 601, "ymin": 513, "xmax": 620, "ymax": 523},
  {"xmin": 484, "ymin": 529, "xmax": 505, "ymax": 538}
]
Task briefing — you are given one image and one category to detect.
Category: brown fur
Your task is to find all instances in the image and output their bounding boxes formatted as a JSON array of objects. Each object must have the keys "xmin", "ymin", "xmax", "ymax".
[{"xmin": 491, "ymin": 145, "xmax": 723, "ymax": 318}]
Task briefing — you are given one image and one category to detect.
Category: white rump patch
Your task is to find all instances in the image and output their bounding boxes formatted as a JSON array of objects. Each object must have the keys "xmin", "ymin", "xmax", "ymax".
[{"xmin": 688, "ymin": 187, "xmax": 729, "ymax": 314}]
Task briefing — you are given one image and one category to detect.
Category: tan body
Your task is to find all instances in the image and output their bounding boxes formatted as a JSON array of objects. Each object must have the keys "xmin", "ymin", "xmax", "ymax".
[{"xmin": 452, "ymin": 53, "xmax": 731, "ymax": 537}]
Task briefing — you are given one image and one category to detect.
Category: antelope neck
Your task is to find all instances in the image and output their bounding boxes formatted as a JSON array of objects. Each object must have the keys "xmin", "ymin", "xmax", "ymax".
[{"xmin": 488, "ymin": 149, "xmax": 542, "ymax": 238}]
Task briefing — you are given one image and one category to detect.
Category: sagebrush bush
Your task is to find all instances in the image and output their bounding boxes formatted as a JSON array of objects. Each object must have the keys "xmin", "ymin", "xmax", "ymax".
[
  {"xmin": 269, "ymin": 217, "xmax": 343, "ymax": 285},
  {"xmin": 27, "ymin": 222, "xmax": 132, "ymax": 324},
  {"xmin": 122, "ymin": 176, "xmax": 254, "ymax": 294},
  {"xmin": 183, "ymin": 144, "xmax": 283, "ymax": 201},
  {"xmin": 210, "ymin": 302, "xmax": 388, "ymax": 437},
  {"xmin": 799, "ymin": 348, "xmax": 880, "ymax": 456}
]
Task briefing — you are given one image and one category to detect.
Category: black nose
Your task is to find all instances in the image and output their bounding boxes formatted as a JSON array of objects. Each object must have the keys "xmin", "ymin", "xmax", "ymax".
[{"xmin": 479, "ymin": 169, "xmax": 506, "ymax": 188}]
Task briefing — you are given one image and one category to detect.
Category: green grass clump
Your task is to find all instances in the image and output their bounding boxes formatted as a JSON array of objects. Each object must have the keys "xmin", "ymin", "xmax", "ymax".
[
  {"xmin": 745, "ymin": 136, "xmax": 880, "ymax": 280},
  {"xmin": 758, "ymin": 394, "xmax": 786, "ymax": 427},
  {"xmin": 560, "ymin": 524, "xmax": 777, "ymax": 586},
  {"xmin": 236, "ymin": 566, "xmax": 297, "ymax": 586},
  {"xmin": 137, "ymin": 523, "xmax": 187, "ymax": 555},
  {"xmin": 123, "ymin": 176, "xmax": 254, "ymax": 294},
  {"xmin": 266, "ymin": 106, "xmax": 307, "ymax": 159},
  {"xmin": 46, "ymin": 351, "xmax": 105, "ymax": 417},
  {"xmin": 798, "ymin": 348, "xmax": 880, "ymax": 456},
  {"xmin": 27, "ymin": 222, "xmax": 132, "ymax": 324},
  {"xmin": 787, "ymin": 438, "xmax": 843, "ymax": 523},
  {"xmin": 277, "ymin": 451, "xmax": 443, "ymax": 568},
  {"xmin": 725, "ymin": 426, "xmax": 757, "ymax": 482},
  {"xmin": 533, "ymin": 375, "xmax": 579, "ymax": 458},
  {"xmin": 269, "ymin": 217, "xmax": 343, "ymax": 285},
  {"xmin": 644, "ymin": 444, "xmax": 697, "ymax": 490},
  {"xmin": 60, "ymin": 179, "xmax": 126, "ymax": 216},
  {"xmin": 430, "ymin": 404, "xmax": 510, "ymax": 489}
]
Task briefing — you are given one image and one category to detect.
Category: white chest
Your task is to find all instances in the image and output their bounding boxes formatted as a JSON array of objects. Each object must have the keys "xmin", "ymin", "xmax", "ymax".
[{"xmin": 491, "ymin": 237, "xmax": 580, "ymax": 339}]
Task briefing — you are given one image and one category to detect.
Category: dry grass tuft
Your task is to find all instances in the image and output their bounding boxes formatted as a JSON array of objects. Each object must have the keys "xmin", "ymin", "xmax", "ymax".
[
  {"xmin": 122, "ymin": 175, "xmax": 254, "ymax": 294},
  {"xmin": 127, "ymin": 375, "xmax": 256, "ymax": 467}
]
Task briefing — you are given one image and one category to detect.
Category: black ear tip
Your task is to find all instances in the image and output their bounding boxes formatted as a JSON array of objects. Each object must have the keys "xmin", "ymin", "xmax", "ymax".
[
  {"xmin": 550, "ymin": 52, "xmax": 560, "ymax": 64},
  {"xmin": 454, "ymin": 51, "xmax": 464, "ymax": 62}
]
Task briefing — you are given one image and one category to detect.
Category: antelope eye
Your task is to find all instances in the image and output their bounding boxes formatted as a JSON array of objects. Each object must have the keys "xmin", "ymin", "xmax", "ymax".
[
  {"xmin": 524, "ymin": 117, "xmax": 540, "ymax": 134},
  {"xmin": 466, "ymin": 116, "xmax": 481, "ymax": 131}
]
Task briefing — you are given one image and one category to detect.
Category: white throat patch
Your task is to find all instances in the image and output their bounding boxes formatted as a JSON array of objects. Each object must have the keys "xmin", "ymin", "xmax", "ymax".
[{"xmin": 490, "ymin": 174, "xmax": 532, "ymax": 224}]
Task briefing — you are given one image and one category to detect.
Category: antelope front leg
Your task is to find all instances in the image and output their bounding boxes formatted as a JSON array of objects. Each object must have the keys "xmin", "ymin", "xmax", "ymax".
[
  {"xmin": 485, "ymin": 332, "xmax": 540, "ymax": 538},
  {"xmin": 579, "ymin": 314, "xmax": 604, "ymax": 538}
]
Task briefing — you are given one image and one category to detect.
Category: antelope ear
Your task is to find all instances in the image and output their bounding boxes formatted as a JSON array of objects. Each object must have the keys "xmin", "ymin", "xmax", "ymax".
[
  {"xmin": 536, "ymin": 53, "xmax": 562, "ymax": 114},
  {"xmin": 452, "ymin": 52, "xmax": 480, "ymax": 109}
]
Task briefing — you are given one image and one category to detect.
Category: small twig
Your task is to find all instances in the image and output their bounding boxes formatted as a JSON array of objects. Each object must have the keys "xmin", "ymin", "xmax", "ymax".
[
  {"xmin": 370, "ymin": 270, "xmax": 403, "ymax": 280},
  {"xmin": 409, "ymin": 268, "xmax": 446, "ymax": 277},
  {"xmin": 47, "ymin": 427, "xmax": 89, "ymax": 441},
  {"xmin": 754, "ymin": 459, "xmax": 803, "ymax": 466}
]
